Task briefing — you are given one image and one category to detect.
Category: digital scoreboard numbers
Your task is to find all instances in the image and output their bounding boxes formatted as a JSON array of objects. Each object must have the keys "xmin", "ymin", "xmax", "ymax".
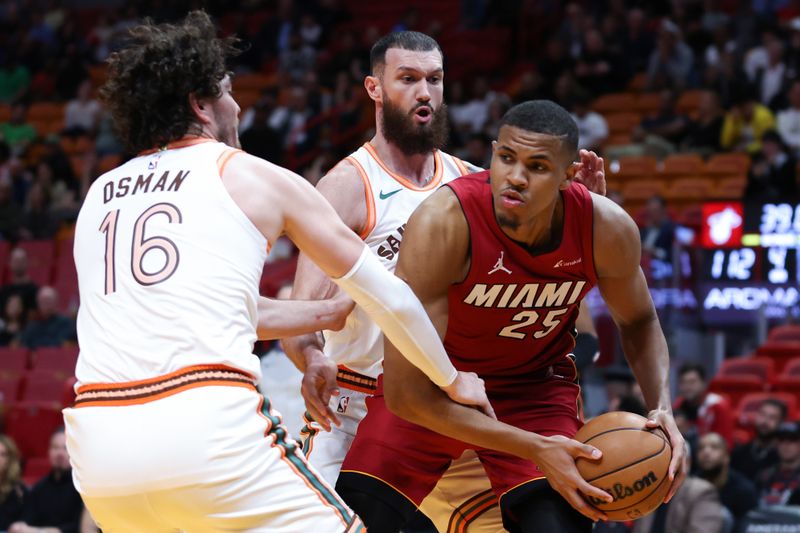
[{"xmin": 700, "ymin": 202, "xmax": 800, "ymax": 323}]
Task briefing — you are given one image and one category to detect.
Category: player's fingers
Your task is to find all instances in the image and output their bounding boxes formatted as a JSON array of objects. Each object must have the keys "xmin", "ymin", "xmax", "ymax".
[
  {"xmin": 564, "ymin": 487, "xmax": 608, "ymax": 522},
  {"xmin": 324, "ymin": 405, "xmax": 342, "ymax": 427},
  {"xmin": 480, "ymin": 398, "xmax": 497, "ymax": 419},
  {"xmin": 573, "ymin": 441, "xmax": 603, "ymax": 461},
  {"xmin": 579, "ymin": 479, "xmax": 614, "ymax": 504},
  {"xmin": 305, "ymin": 400, "xmax": 332, "ymax": 432}
]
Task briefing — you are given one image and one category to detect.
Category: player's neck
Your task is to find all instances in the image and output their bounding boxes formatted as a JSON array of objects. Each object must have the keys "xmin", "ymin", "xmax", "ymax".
[
  {"xmin": 503, "ymin": 195, "xmax": 565, "ymax": 253},
  {"xmin": 369, "ymin": 135, "xmax": 436, "ymax": 186}
]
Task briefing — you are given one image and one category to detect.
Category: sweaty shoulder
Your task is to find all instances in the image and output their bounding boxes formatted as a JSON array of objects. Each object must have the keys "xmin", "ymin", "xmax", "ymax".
[
  {"xmin": 591, "ymin": 193, "xmax": 642, "ymax": 279},
  {"xmin": 314, "ymin": 159, "xmax": 368, "ymax": 235},
  {"xmin": 220, "ymin": 150, "xmax": 309, "ymax": 245}
]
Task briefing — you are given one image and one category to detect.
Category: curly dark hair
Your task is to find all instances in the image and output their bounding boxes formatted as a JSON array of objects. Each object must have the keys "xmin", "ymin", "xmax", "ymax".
[{"xmin": 99, "ymin": 10, "xmax": 239, "ymax": 154}]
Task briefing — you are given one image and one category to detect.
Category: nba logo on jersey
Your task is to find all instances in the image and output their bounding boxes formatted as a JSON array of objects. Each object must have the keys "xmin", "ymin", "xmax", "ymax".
[
  {"xmin": 337, "ymin": 396, "xmax": 350, "ymax": 413},
  {"xmin": 148, "ymin": 153, "xmax": 162, "ymax": 170}
]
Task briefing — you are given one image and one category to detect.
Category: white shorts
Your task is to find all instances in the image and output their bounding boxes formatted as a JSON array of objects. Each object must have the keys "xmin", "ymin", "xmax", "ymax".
[
  {"xmin": 64, "ymin": 365, "xmax": 364, "ymax": 533},
  {"xmin": 300, "ymin": 387, "xmax": 507, "ymax": 532}
]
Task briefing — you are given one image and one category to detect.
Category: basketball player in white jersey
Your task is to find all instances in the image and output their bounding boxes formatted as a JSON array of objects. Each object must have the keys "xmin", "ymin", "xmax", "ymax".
[
  {"xmin": 283, "ymin": 32, "xmax": 606, "ymax": 532},
  {"xmin": 64, "ymin": 13, "xmax": 492, "ymax": 532}
]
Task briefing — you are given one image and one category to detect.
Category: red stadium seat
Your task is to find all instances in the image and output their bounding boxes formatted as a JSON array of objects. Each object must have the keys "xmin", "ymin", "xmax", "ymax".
[
  {"xmin": 4, "ymin": 401, "xmax": 63, "ymax": 460},
  {"xmin": 756, "ymin": 342, "xmax": 800, "ymax": 374},
  {"xmin": 768, "ymin": 325, "xmax": 800, "ymax": 342},
  {"xmin": 0, "ymin": 347, "xmax": 30, "ymax": 377},
  {"xmin": 0, "ymin": 376, "xmax": 20, "ymax": 404},
  {"xmin": 718, "ymin": 357, "xmax": 776, "ymax": 383},
  {"xmin": 29, "ymin": 347, "xmax": 78, "ymax": 379},
  {"xmin": 20, "ymin": 371, "xmax": 67, "ymax": 403},
  {"xmin": 22, "ymin": 457, "xmax": 50, "ymax": 487},
  {"xmin": 772, "ymin": 376, "xmax": 800, "ymax": 408},
  {"xmin": 780, "ymin": 358, "xmax": 800, "ymax": 377},
  {"xmin": 736, "ymin": 393, "xmax": 798, "ymax": 429},
  {"xmin": 708, "ymin": 375, "xmax": 767, "ymax": 408}
]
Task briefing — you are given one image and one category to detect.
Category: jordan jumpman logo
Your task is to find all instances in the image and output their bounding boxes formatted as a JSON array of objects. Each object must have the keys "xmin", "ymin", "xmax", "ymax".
[{"xmin": 488, "ymin": 251, "xmax": 512, "ymax": 275}]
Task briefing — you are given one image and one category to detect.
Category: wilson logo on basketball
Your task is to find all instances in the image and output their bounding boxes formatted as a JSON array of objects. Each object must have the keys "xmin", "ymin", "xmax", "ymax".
[{"xmin": 587, "ymin": 471, "xmax": 659, "ymax": 505}]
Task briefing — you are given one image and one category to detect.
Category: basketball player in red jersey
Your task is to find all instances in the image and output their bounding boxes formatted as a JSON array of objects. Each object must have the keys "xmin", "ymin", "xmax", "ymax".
[{"xmin": 336, "ymin": 100, "xmax": 687, "ymax": 533}]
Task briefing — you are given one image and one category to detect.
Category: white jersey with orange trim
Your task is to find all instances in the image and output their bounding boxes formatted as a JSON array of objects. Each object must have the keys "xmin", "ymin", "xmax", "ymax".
[
  {"xmin": 73, "ymin": 138, "xmax": 266, "ymax": 385},
  {"xmin": 321, "ymin": 142, "xmax": 473, "ymax": 380}
]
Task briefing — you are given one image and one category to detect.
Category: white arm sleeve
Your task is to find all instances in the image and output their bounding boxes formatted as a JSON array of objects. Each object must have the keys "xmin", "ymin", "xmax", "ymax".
[{"xmin": 333, "ymin": 246, "xmax": 458, "ymax": 387}]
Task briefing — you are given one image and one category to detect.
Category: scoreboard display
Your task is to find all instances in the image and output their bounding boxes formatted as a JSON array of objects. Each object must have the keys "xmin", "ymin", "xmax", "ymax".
[{"xmin": 698, "ymin": 202, "xmax": 800, "ymax": 323}]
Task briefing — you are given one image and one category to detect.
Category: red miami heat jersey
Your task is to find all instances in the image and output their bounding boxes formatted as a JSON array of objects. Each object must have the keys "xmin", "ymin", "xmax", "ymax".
[{"xmin": 444, "ymin": 171, "xmax": 597, "ymax": 389}]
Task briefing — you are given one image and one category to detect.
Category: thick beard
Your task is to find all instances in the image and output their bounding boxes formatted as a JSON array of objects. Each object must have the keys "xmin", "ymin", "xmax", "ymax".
[
  {"xmin": 380, "ymin": 95, "xmax": 449, "ymax": 156},
  {"xmin": 698, "ymin": 464, "xmax": 724, "ymax": 480}
]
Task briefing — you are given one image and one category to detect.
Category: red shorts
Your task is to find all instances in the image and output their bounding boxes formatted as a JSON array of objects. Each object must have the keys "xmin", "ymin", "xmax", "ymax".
[{"xmin": 339, "ymin": 355, "xmax": 582, "ymax": 505}]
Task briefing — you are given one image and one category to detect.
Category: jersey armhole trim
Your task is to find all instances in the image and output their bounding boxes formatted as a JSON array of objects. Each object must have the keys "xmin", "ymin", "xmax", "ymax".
[
  {"xmin": 345, "ymin": 156, "xmax": 377, "ymax": 240},
  {"xmin": 453, "ymin": 156, "xmax": 470, "ymax": 176},
  {"xmin": 217, "ymin": 148, "xmax": 244, "ymax": 176}
]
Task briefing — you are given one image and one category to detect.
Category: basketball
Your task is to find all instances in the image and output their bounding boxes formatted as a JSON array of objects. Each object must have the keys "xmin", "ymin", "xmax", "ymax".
[{"xmin": 574, "ymin": 411, "xmax": 672, "ymax": 522}]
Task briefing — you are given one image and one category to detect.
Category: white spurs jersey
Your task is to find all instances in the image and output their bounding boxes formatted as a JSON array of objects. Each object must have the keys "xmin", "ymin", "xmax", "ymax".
[
  {"xmin": 323, "ymin": 142, "xmax": 474, "ymax": 379},
  {"xmin": 74, "ymin": 139, "xmax": 267, "ymax": 384}
]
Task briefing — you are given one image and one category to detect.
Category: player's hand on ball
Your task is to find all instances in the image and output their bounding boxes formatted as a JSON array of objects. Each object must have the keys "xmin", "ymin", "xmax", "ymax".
[
  {"xmin": 533, "ymin": 435, "xmax": 612, "ymax": 522},
  {"xmin": 573, "ymin": 149, "xmax": 606, "ymax": 196},
  {"xmin": 301, "ymin": 352, "xmax": 341, "ymax": 431},
  {"xmin": 645, "ymin": 409, "xmax": 687, "ymax": 503},
  {"xmin": 441, "ymin": 371, "xmax": 496, "ymax": 419}
]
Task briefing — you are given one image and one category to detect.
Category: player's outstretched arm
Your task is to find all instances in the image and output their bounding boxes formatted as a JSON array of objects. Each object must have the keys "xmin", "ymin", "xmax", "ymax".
[
  {"xmin": 592, "ymin": 194, "xmax": 687, "ymax": 503},
  {"xmin": 281, "ymin": 162, "xmax": 366, "ymax": 429},
  {"xmin": 255, "ymin": 292, "xmax": 354, "ymax": 340},
  {"xmin": 221, "ymin": 152, "xmax": 487, "ymax": 409},
  {"xmin": 382, "ymin": 187, "xmax": 612, "ymax": 522}
]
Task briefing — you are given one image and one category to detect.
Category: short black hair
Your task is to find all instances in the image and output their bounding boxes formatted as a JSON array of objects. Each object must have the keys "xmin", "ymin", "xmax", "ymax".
[
  {"xmin": 678, "ymin": 362, "xmax": 706, "ymax": 381},
  {"xmin": 762, "ymin": 397, "xmax": 788, "ymax": 420},
  {"xmin": 498, "ymin": 100, "xmax": 579, "ymax": 159},
  {"xmin": 370, "ymin": 31, "xmax": 443, "ymax": 76}
]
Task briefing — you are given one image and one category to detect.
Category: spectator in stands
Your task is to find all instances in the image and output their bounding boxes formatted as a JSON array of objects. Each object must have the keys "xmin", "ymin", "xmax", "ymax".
[
  {"xmin": 0, "ymin": 58, "xmax": 31, "ymax": 104},
  {"xmin": 674, "ymin": 363, "xmax": 736, "ymax": 450},
  {"xmin": 776, "ymin": 80, "xmax": 800, "ymax": 156},
  {"xmin": 299, "ymin": 14, "xmax": 323, "ymax": 49},
  {"xmin": 705, "ymin": 49, "xmax": 749, "ymax": 108},
  {"xmin": 732, "ymin": 398, "xmax": 787, "ymax": 481},
  {"xmin": 632, "ymin": 444, "xmax": 724, "ymax": 533},
  {"xmin": 535, "ymin": 39, "xmax": 572, "ymax": 100},
  {"xmin": 0, "ymin": 178, "xmax": 23, "ymax": 242},
  {"xmin": 512, "ymin": 70, "xmax": 548, "ymax": 104},
  {"xmin": 570, "ymin": 89, "xmax": 609, "ymax": 152},
  {"xmin": 63, "ymin": 80, "xmax": 101, "ymax": 137},
  {"xmin": 697, "ymin": 432, "xmax": 759, "ymax": 529},
  {"xmin": 721, "ymin": 86, "xmax": 776, "ymax": 153},
  {"xmin": 647, "ymin": 19, "xmax": 695, "ymax": 91},
  {"xmin": 606, "ymin": 89, "xmax": 689, "ymax": 159},
  {"xmin": 20, "ymin": 181, "xmax": 58, "ymax": 241},
  {"xmin": 749, "ymin": 36, "xmax": 787, "ymax": 107},
  {"xmin": 269, "ymin": 86, "xmax": 317, "ymax": 156},
  {"xmin": 279, "ymin": 31, "xmax": 317, "ymax": 83},
  {"xmin": 640, "ymin": 195, "xmax": 677, "ymax": 265},
  {"xmin": 456, "ymin": 132, "xmax": 492, "ymax": 169},
  {"xmin": 745, "ymin": 130, "xmax": 799, "ymax": 202},
  {"xmin": 0, "ymin": 436, "xmax": 26, "ymax": 531},
  {"xmin": 620, "ymin": 8, "xmax": 654, "ymax": 75},
  {"xmin": 452, "ymin": 76, "xmax": 497, "ymax": 134},
  {"xmin": 681, "ymin": 90, "xmax": 724, "ymax": 155},
  {"xmin": 0, "ymin": 248, "xmax": 39, "ymax": 319},
  {"xmin": 19, "ymin": 286, "xmax": 76, "ymax": 350},
  {"xmin": 0, "ymin": 104, "xmax": 37, "ymax": 156},
  {"xmin": 0, "ymin": 294, "xmax": 27, "ymax": 346},
  {"xmin": 481, "ymin": 96, "xmax": 510, "ymax": 140},
  {"xmin": 9, "ymin": 428, "xmax": 83, "ymax": 533},
  {"xmin": 603, "ymin": 365, "xmax": 647, "ymax": 416},
  {"xmin": 757, "ymin": 420, "xmax": 800, "ymax": 507},
  {"xmin": 573, "ymin": 29, "xmax": 626, "ymax": 94},
  {"xmin": 239, "ymin": 95, "xmax": 283, "ymax": 165}
]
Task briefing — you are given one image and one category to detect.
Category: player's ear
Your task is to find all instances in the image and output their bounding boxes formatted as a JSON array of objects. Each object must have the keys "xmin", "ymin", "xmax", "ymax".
[
  {"xmin": 561, "ymin": 161, "xmax": 577, "ymax": 190},
  {"xmin": 364, "ymin": 74, "xmax": 382, "ymax": 103},
  {"xmin": 189, "ymin": 93, "xmax": 212, "ymax": 126}
]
